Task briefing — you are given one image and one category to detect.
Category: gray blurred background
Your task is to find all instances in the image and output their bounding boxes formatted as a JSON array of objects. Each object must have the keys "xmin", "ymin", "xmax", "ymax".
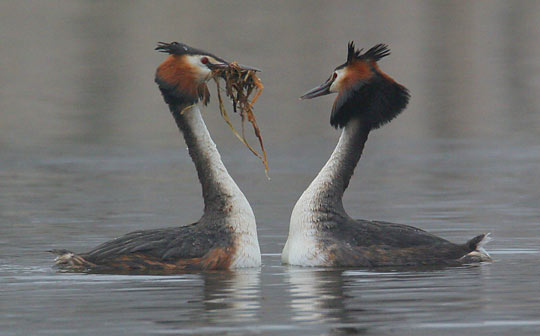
[{"xmin": 1, "ymin": 1, "xmax": 540, "ymax": 335}]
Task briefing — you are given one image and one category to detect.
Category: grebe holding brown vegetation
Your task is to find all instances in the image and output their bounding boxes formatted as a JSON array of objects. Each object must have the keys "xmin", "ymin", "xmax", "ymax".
[
  {"xmin": 52, "ymin": 42, "xmax": 261, "ymax": 273},
  {"xmin": 282, "ymin": 42, "xmax": 491, "ymax": 267}
]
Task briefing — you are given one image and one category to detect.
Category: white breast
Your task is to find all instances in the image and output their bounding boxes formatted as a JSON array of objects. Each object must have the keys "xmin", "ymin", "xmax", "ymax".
[
  {"xmin": 227, "ymin": 194, "xmax": 262, "ymax": 268},
  {"xmin": 231, "ymin": 231, "xmax": 262, "ymax": 268},
  {"xmin": 281, "ymin": 190, "xmax": 329, "ymax": 266}
]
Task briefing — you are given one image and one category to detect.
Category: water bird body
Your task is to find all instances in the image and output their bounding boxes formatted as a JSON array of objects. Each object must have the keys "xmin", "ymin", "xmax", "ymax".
[
  {"xmin": 52, "ymin": 42, "xmax": 261, "ymax": 273},
  {"xmin": 281, "ymin": 42, "xmax": 491, "ymax": 267}
]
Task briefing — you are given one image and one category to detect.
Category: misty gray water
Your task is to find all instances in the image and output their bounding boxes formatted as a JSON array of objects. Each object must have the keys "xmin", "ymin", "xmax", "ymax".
[{"xmin": 1, "ymin": 1, "xmax": 540, "ymax": 335}]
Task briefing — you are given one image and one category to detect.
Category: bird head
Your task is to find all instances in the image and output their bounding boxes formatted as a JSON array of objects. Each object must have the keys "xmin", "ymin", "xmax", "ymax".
[
  {"xmin": 155, "ymin": 42, "xmax": 259, "ymax": 110},
  {"xmin": 301, "ymin": 42, "xmax": 410, "ymax": 129}
]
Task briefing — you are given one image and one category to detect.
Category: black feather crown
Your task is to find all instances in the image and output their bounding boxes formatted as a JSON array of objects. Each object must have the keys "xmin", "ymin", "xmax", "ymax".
[
  {"xmin": 331, "ymin": 42, "xmax": 410, "ymax": 129},
  {"xmin": 156, "ymin": 42, "xmax": 193, "ymax": 55},
  {"xmin": 347, "ymin": 41, "xmax": 391, "ymax": 64},
  {"xmin": 155, "ymin": 41, "xmax": 218, "ymax": 59}
]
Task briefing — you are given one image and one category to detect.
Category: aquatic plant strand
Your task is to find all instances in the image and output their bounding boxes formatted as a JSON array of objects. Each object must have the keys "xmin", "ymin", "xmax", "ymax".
[{"xmin": 212, "ymin": 63, "xmax": 268, "ymax": 177}]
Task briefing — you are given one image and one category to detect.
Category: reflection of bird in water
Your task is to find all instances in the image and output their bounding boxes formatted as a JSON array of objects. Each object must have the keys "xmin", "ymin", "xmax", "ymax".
[
  {"xmin": 287, "ymin": 268, "xmax": 348, "ymax": 323},
  {"xmin": 286, "ymin": 267, "xmax": 368, "ymax": 334},
  {"xmin": 201, "ymin": 269, "xmax": 261, "ymax": 323},
  {"xmin": 147, "ymin": 269, "xmax": 261, "ymax": 328},
  {"xmin": 282, "ymin": 42, "xmax": 491, "ymax": 267},
  {"xmin": 52, "ymin": 42, "xmax": 261, "ymax": 273}
]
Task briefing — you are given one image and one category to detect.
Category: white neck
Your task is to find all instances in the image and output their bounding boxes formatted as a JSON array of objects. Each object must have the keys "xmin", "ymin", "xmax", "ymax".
[
  {"xmin": 174, "ymin": 105, "xmax": 259, "ymax": 239},
  {"xmin": 292, "ymin": 117, "xmax": 369, "ymax": 223},
  {"xmin": 282, "ymin": 118, "xmax": 369, "ymax": 264},
  {"xmin": 174, "ymin": 105, "xmax": 260, "ymax": 267}
]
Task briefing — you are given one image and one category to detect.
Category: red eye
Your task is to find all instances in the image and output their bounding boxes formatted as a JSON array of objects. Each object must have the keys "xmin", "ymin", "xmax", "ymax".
[
  {"xmin": 201, "ymin": 56, "xmax": 209, "ymax": 65},
  {"xmin": 332, "ymin": 72, "xmax": 338, "ymax": 80}
]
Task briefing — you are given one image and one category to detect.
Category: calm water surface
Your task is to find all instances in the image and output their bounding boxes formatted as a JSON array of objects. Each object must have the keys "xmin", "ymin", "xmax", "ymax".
[{"xmin": 1, "ymin": 1, "xmax": 540, "ymax": 335}]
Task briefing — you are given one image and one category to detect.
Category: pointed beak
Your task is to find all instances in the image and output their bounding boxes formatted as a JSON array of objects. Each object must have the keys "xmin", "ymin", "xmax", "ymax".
[
  {"xmin": 300, "ymin": 78, "xmax": 333, "ymax": 99},
  {"xmin": 207, "ymin": 61, "xmax": 229, "ymax": 71},
  {"xmin": 208, "ymin": 61, "xmax": 261, "ymax": 72},
  {"xmin": 237, "ymin": 63, "xmax": 262, "ymax": 72}
]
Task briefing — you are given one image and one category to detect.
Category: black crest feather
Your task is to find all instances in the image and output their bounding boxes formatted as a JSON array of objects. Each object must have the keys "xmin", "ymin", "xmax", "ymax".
[
  {"xmin": 347, "ymin": 42, "xmax": 391, "ymax": 64},
  {"xmin": 347, "ymin": 41, "xmax": 362, "ymax": 63},
  {"xmin": 331, "ymin": 42, "xmax": 409, "ymax": 129},
  {"xmin": 362, "ymin": 44, "xmax": 391, "ymax": 61},
  {"xmin": 156, "ymin": 41, "xmax": 208, "ymax": 56},
  {"xmin": 155, "ymin": 41, "xmax": 225, "ymax": 65}
]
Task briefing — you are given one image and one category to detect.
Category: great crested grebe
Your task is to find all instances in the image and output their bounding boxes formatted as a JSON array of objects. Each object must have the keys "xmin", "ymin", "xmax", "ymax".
[
  {"xmin": 51, "ymin": 42, "xmax": 261, "ymax": 273},
  {"xmin": 281, "ymin": 42, "xmax": 491, "ymax": 267}
]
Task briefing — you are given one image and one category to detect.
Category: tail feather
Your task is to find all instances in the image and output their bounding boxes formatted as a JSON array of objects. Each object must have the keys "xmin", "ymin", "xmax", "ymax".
[
  {"xmin": 49, "ymin": 249, "xmax": 94, "ymax": 270},
  {"xmin": 460, "ymin": 233, "xmax": 492, "ymax": 263},
  {"xmin": 475, "ymin": 232, "xmax": 492, "ymax": 256}
]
